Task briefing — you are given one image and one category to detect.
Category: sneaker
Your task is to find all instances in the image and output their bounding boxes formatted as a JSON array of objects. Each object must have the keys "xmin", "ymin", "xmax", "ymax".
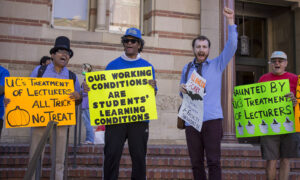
[{"xmin": 83, "ymin": 141, "xmax": 94, "ymax": 145}]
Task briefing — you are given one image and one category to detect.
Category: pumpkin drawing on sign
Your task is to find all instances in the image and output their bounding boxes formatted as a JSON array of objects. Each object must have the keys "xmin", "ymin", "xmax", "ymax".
[{"xmin": 7, "ymin": 106, "xmax": 30, "ymax": 127}]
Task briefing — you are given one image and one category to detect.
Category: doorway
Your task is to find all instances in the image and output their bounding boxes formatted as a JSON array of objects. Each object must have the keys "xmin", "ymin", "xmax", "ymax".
[
  {"xmin": 235, "ymin": 15, "xmax": 268, "ymax": 85},
  {"xmin": 236, "ymin": 65, "xmax": 264, "ymax": 85},
  {"xmin": 235, "ymin": 15, "xmax": 267, "ymax": 144}
]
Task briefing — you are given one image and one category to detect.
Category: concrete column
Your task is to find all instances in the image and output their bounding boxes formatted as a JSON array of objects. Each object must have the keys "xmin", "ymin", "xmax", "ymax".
[
  {"xmin": 295, "ymin": 8, "xmax": 300, "ymax": 74},
  {"xmin": 200, "ymin": 0, "xmax": 220, "ymax": 58},
  {"xmin": 95, "ymin": 0, "xmax": 107, "ymax": 31},
  {"xmin": 89, "ymin": 0, "xmax": 97, "ymax": 32},
  {"xmin": 221, "ymin": 0, "xmax": 236, "ymax": 143},
  {"xmin": 200, "ymin": 0, "xmax": 236, "ymax": 142}
]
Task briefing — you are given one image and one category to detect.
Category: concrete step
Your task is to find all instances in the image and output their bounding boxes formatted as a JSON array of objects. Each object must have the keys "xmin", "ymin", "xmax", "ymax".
[
  {"xmin": 1, "ymin": 144, "xmax": 262, "ymax": 157},
  {"xmin": 2, "ymin": 154, "xmax": 300, "ymax": 172},
  {"xmin": 0, "ymin": 154, "xmax": 269, "ymax": 167},
  {"xmin": 1, "ymin": 167, "xmax": 300, "ymax": 180},
  {"xmin": 1, "ymin": 143, "xmax": 300, "ymax": 179}
]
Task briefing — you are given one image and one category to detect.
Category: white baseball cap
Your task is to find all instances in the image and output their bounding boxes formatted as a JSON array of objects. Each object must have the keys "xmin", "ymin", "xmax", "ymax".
[{"xmin": 270, "ymin": 51, "xmax": 287, "ymax": 60}]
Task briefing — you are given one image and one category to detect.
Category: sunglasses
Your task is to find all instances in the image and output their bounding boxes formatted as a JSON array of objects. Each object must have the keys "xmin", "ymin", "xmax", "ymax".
[
  {"xmin": 122, "ymin": 38, "xmax": 138, "ymax": 44},
  {"xmin": 56, "ymin": 49, "xmax": 71, "ymax": 56},
  {"xmin": 268, "ymin": 59, "xmax": 286, "ymax": 64}
]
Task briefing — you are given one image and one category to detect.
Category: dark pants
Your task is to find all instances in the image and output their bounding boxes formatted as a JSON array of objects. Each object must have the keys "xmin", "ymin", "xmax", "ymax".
[
  {"xmin": 185, "ymin": 119, "xmax": 223, "ymax": 180},
  {"xmin": 0, "ymin": 118, "xmax": 3, "ymax": 138},
  {"xmin": 103, "ymin": 122, "xmax": 149, "ymax": 180}
]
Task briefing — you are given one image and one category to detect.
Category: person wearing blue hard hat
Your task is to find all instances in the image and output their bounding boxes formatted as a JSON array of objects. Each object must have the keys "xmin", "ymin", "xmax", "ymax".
[
  {"xmin": 83, "ymin": 28, "xmax": 157, "ymax": 180},
  {"xmin": 121, "ymin": 27, "xmax": 144, "ymax": 56}
]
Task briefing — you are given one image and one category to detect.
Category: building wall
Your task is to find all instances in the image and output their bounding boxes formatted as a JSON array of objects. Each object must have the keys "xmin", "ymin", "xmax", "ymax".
[
  {"xmin": 0, "ymin": 0, "xmax": 222, "ymax": 144},
  {"xmin": 2, "ymin": 0, "xmax": 299, "ymax": 144},
  {"xmin": 271, "ymin": 11, "xmax": 295, "ymax": 72},
  {"xmin": 295, "ymin": 8, "xmax": 300, "ymax": 74}
]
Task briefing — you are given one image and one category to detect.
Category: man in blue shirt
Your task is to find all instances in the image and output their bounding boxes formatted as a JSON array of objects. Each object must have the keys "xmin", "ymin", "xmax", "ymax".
[
  {"xmin": 179, "ymin": 7, "xmax": 237, "ymax": 180},
  {"xmin": 29, "ymin": 36, "xmax": 81, "ymax": 180},
  {"xmin": 83, "ymin": 28, "xmax": 157, "ymax": 180},
  {"xmin": 0, "ymin": 66, "xmax": 9, "ymax": 138},
  {"xmin": 104, "ymin": 28, "xmax": 157, "ymax": 180}
]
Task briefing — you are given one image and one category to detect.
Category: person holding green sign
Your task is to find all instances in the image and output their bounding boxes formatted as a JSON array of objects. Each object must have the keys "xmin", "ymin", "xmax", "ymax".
[
  {"xmin": 179, "ymin": 7, "xmax": 237, "ymax": 180},
  {"xmin": 259, "ymin": 51, "xmax": 300, "ymax": 180}
]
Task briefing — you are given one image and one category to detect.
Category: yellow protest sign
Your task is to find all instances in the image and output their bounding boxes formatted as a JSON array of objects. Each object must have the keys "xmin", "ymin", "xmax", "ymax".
[
  {"xmin": 5, "ymin": 77, "xmax": 76, "ymax": 128},
  {"xmin": 86, "ymin": 66, "xmax": 157, "ymax": 126},
  {"xmin": 294, "ymin": 75, "xmax": 300, "ymax": 132}
]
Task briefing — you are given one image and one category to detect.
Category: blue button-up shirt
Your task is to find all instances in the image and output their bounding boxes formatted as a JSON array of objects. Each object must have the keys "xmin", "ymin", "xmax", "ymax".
[
  {"xmin": 0, "ymin": 66, "xmax": 10, "ymax": 118},
  {"xmin": 30, "ymin": 63, "xmax": 80, "ymax": 93},
  {"xmin": 180, "ymin": 25, "xmax": 238, "ymax": 123}
]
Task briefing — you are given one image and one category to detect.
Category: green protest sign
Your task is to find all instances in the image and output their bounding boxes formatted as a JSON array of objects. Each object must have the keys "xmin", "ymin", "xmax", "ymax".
[{"xmin": 233, "ymin": 79, "xmax": 295, "ymax": 138}]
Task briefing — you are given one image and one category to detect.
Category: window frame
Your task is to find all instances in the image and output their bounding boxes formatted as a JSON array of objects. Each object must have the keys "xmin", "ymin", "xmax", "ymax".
[
  {"xmin": 51, "ymin": 0, "xmax": 90, "ymax": 31},
  {"xmin": 108, "ymin": 0, "xmax": 143, "ymax": 34}
]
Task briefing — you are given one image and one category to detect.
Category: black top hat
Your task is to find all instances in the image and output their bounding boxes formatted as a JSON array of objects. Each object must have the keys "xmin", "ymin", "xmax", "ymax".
[{"xmin": 49, "ymin": 36, "xmax": 73, "ymax": 58}]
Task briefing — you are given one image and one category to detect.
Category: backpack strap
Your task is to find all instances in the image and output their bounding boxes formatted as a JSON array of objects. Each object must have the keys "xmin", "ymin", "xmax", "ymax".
[
  {"xmin": 37, "ymin": 65, "xmax": 48, "ymax": 77},
  {"xmin": 68, "ymin": 70, "xmax": 82, "ymax": 105},
  {"xmin": 68, "ymin": 70, "xmax": 76, "ymax": 85},
  {"xmin": 184, "ymin": 62, "xmax": 192, "ymax": 82}
]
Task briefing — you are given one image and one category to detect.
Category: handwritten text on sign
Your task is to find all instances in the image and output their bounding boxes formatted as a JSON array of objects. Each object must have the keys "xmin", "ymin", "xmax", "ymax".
[
  {"xmin": 233, "ymin": 80, "xmax": 295, "ymax": 138},
  {"xmin": 5, "ymin": 77, "xmax": 76, "ymax": 128},
  {"xmin": 178, "ymin": 70, "xmax": 206, "ymax": 132},
  {"xmin": 86, "ymin": 67, "xmax": 157, "ymax": 126},
  {"xmin": 294, "ymin": 75, "xmax": 300, "ymax": 132}
]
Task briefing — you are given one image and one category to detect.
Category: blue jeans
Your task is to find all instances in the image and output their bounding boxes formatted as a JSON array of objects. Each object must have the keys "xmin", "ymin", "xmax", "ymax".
[{"xmin": 82, "ymin": 109, "xmax": 94, "ymax": 143}]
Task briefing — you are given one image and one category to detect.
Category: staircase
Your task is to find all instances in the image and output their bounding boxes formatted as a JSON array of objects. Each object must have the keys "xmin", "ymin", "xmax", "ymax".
[{"xmin": 0, "ymin": 143, "xmax": 300, "ymax": 179}]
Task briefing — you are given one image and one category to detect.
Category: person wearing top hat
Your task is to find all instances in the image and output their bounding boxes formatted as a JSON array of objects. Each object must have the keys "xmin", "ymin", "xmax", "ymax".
[
  {"xmin": 28, "ymin": 36, "xmax": 81, "ymax": 180},
  {"xmin": 83, "ymin": 28, "xmax": 157, "ymax": 180},
  {"xmin": 259, "ymin": 51, "xmax": 300, "ymax": 180},
  {"xmin": 4, "ymin": 36, "xmax": 81, "ymax": 180}
]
